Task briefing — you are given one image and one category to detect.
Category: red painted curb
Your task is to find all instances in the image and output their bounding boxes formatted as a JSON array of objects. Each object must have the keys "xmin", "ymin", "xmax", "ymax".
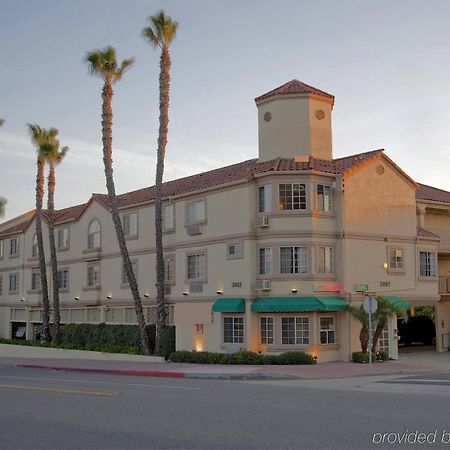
[{"xmin": 16, "ymin": 364, "xmax": 186, "ymax": 379}]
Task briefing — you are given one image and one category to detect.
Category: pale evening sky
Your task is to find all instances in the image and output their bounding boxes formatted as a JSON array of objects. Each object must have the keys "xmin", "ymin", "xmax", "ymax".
[{"xmin": 1, "ymin": 0, "xmax": 450, "ymax": 222}]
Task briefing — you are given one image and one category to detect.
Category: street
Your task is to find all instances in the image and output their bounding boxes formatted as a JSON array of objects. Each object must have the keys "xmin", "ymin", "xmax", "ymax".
[{"xmin": 1, "ymin": 367, "xmax": 450, "ymax": 449}]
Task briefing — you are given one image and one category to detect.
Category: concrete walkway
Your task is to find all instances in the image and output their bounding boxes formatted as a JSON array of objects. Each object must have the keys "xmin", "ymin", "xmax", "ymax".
[{"xmin": 2, "ymin": 344, "xmax": 450, "ymax": 380}]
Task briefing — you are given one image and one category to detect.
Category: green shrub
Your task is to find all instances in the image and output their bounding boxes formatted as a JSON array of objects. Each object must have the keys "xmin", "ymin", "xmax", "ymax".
[
  {"xmin": 158, "ymin": 326, "xmax": 176, "ymax": 359},
  {"xmin": 277, "ymin": 351, "xmax": 316, "ymax": 365},
  {"xmin": 352, "ymin": 351, "xmax": 388, "ymax": 363}
]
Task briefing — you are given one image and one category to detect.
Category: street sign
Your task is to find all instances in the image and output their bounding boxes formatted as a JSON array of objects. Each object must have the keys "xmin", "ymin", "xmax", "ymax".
[{"xmin": 363, "ymin": 297, "xmax": 378, "ymax": 314}]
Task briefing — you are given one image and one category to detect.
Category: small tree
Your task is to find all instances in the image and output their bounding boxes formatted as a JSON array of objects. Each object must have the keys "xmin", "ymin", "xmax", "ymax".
[
  {"xmin": 347, "ymin": 304, "xmax": 369, "ymax": 353},
  {"xmin": 371, "ymin": 297, "xmax": 404, "ymax": 353}
]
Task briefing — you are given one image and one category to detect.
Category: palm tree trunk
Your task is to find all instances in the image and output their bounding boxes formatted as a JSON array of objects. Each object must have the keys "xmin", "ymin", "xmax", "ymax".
[
  {"xmin": 154, "ymin": 46, "xmax": 171, "ymax": 355},
  {"xmin": 35, "ymin": 158, "xmax": 50, "ymax": 341},
  {"xmin": 371, "ymin": 319, "xmax": 387, "ymax": 353},
  {"xmin": 47, "ymin": 162, "xmax": 60, "ymax": 340},
  {"xmin": 359, "ymin": 324, "xmax": 369, "ymax": 353},
  {"xmin": 101, "ymin": 80, "xmax": 150, "ymax": 355}
]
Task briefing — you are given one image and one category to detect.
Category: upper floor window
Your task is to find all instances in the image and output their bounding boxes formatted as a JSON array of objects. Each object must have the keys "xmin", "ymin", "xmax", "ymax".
[
  {"xmin": 9, "ymin": 273, "xmax": 19, "ymax": 293},
  {"xmin": 122, "ymin": 259, "xmax": 138, "ymax": 285},
  {"xmin": 162, "ymin": 204, "xmax": 175, "ymax": 231},
  {"xmin": 279, "ymin": 183, "xmax": 307, "ymax": 210},
  {"xmin": 31, "ymin": 234, "xmax": 38, "ymax": 257},
  {"xmin": 318, "ymin": 246, "xmax": 333, "ymax": 274},
  {"xmin": 389, "ymin": 248, "xmax": 404, "ymax": 270},
  {"xmin": 122, "ymin": 212, "xmax": 137, "ymax": 237},
  {"xmin": 187, "ymin": 253, "xmax": 206, "ymax": 281},
  {"xmin": 87, "ymin": 264, "xmax": 101, "ymax": 287},
  {"xmin": 420, "ymin": 251, "xmax": 436, "ymax": 277},
  {"xmin": 227, "ymin": 243, "xmax": 243, "ymax": 259},
  {"xmin": 280, "ymin": 246, "xmax": 308, "ymax": 274},
  {"xmin": 258, "ymin": 185, "xmax": 272, "ymax": 213},
  {"xmin": 31, "ymin": 271, "xmax": 41, "ymax": 291},
  {"xmin": 164, "ymin": 256, "xmax": 175, "ymax": 283},
  {"xmin": 317, "ymin": 184, "xmax": 332, "ymax": 212},
  {"xmin": 259, "ymin": 247, "xmax": 272, "ymax": 275},
  {"xmin": 320, "ymin": 317, "xmax": 335, "ymax": 344},
  {"xmin": 186, "ymin": 200, "xmax": 206, "ymax": 225},
  {"xmin": 88, "ymin": 220, "xmax": 101, "ymax": 249},
  {"xmin": 0, "ymin": 240, "xmax": 4, "ymax": 259},
  {"xmin": 57, "ymin": 227, "xmax": 70, "ymax": 249},
  {"xmin": 10, "ymin": 237, "xmax": 19, "ymax": 257},
  {"xmin": 58, "ymin": 269, "xmax": 69, "ymax": 289}
]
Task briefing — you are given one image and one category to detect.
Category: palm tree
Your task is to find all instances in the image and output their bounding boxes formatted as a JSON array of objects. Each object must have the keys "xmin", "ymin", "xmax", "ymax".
[
  {"xmin": 27, "ymin": 124, "xmax": 52, "ymax": 342},
  {"xmin": 45, "ymin": 132, "xmax": 69, "ymax": 340},
  {"xmin": 347, "ymin": 304, "xmax": 369, "ymax": 353},
  {"xmin": 143, "ymin": 10, "xmax": 178, "ymax": 355},
  {"xmin": 371, "ymin": 297, "xmax": 404, "ymax": 353},
  {"xmin": 85, "ymin": 46, "xmax": 150, "ymax": 355}
]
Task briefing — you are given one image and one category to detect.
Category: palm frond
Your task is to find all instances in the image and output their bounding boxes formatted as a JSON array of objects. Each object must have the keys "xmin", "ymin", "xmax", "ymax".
[{"xmin": 143, "ymin": 10, "xmax": 178, "ymax": 48}]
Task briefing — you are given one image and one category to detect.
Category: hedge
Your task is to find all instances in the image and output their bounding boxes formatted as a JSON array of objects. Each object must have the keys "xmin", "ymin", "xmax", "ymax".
[
  {"xmin": 352, "ymin": 351, "xmax": 389, "ymax": 363},
  {"xmin": 169, "ymin": 350, "xmax": 316, "ymax": 365}
]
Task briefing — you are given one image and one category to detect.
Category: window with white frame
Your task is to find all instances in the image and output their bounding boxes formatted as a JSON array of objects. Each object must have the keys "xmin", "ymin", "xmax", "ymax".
[
  {"xmin": 87, "ymin": 265, "xmax": 101, "ymax": 287},
  {"xmin": 88, "ymin": 220, "xmax": 101, "ymax": 249},
  {"xmin": 58, "ymin": 269, "xmax": 69, "ymax": 289},
  {"xmin": 31, "ymin": 271, "xmax": 41, "ymax": 291},
  {"xmin": 259, "ymin": 247, "xmax": 272, "ymax": 275},
  {"xmin": 279, "ymin": 183, "xmax": 307, "ymax": 210},
  {"xmin": 317, "ymin": 184, "xmax": 332, "ymax": 212},
  {"xmin": 122, "ymin": 212, "xmax": 137, "ymax": 237},
  {"xmin": 187, "ymin": 253, "xmax": 206, "ymax": 281},
  {"xmin": 122, "ymin": 259, "xmax": 138, "ymax": 285},
  {"xmin": 31, "ymin": 234, "xmax": 38, "ymax": 257},
  {"xmin": 186, "ymin": 200, "xmax": 206, "ymax": 224},
  {"xmin": 280, "ymin": 246, "xmax": 308, "ymax": 274},
  {"xmin": 9, "ymin": 273, "xmax": 19, "ymax": 293},
  {"xmin": 164, "ymin": 256, "xmax": 175, "ymax": 283},
  {"xmin": 260, "ymin": 317, "xmax": 274, "ymax": 344},
  {"xmin": 10, "ymin": 237, "xmax": 19, "ymax": 257},
  {"xmin": 162, "ymin": 204, "xmax": 175, "ymax": 231},
  {"xmin": 420, "ymin": 251, "xmax": 436, "ymax": 277},
  {"xmin": 281, "ymin": 316, "xmax": 309, "ymax": 345},
  {"xmin": 389, "ymin": 248, "xmax": 404, "ymax": 270},
  {"xmin": 57, "ymin": 227, "xmax": 70, "ymax": 249},
  {"xmin": 0, "ymin": 240, "xmax": 4, "ymax": 259},
  {"xmin": 224, "ymin": 316, "xmax": 244, "ymax": 344},
  {"xmin": 258, "ymin": 185, "xmax": 272, "ymax": 213},
  {"xmin": 318, "ymin": 246, "xmax": 333, "ymax": 274},
  {"xmin": 320, "ymin": 317, "xmax": 335, "ymax": 344},
  {"xmin": 227, "ymin": 243, "xmax": 243, "ymax": 259}
]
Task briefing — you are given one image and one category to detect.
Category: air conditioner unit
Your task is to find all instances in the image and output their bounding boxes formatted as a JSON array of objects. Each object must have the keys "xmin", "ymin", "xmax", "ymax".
[
  {"xmin": 254, "ymin": 279, "xmax": 271, "ymax": 291},
  {"xmin": 189, "ymin": 282, "xmax": 203, "ymax": 293},
  {"xmin": 186, "ymin": 224, "xmax": 202, "ymax": 235},
  {"xmin": 255, "ymin": 216, "xmax": 270, "ymax": 228}
]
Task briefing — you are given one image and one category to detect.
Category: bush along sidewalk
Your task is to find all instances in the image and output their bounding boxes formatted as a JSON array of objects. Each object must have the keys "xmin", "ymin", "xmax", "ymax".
[
  {"xmin": 352, "ymin": 351, "xmax": 389, "ymax": 363},
  {"xmin": 169, "ymin": 350, "xmax": 316, "ymax": 365}
]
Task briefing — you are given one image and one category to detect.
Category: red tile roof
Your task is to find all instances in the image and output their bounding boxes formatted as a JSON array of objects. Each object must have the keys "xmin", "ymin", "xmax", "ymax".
[
  {"xmin": 255, "ymin": 79, "xmax": 335, "ymax": 104},
  {"xmin": 0, "ymin": 216, "xmax": 34, "ymax": 238},
  {"xmin": 417, "ymin": 227, "xmax": 440, "ymax": 239},
  {"xmin": 416, "ymin": 183, "xmax": 450, "ymax": 204}
]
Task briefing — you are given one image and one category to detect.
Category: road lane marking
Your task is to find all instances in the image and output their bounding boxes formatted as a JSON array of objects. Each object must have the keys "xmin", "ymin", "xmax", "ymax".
[
  {"xmin": 0, "ymin": 383, "xmax": 119, "ymax": 397},
  {"xmin": 0, "ymin": 374, "xmax": 201, "ymax": 390}
]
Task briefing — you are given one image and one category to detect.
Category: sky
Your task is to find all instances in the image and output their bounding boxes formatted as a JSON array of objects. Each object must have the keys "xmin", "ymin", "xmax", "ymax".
[{"xmin": 1, "ymin": 0, "xmax": 450, "ymax": 222}]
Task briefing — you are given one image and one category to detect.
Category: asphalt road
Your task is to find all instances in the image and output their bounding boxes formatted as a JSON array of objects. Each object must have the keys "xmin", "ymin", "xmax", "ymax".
[{"xmin": 0, "ymin": 367, "xmax": 450, "ymax": 450}]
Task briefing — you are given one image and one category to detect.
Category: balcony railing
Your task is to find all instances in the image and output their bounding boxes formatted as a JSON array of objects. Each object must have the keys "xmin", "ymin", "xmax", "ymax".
[{"xmin": 439, "ymin": 276, "xmax": 450, "ymax": 294}]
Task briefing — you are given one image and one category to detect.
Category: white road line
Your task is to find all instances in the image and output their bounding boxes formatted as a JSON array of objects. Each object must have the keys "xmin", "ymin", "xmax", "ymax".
[
  {"xmin": 397, "ymin": 379, "xmax": 450, "ymax": 384},
  {"xmin": 0, "ymin": 373, "xmax": 201, "ymax": 390}
]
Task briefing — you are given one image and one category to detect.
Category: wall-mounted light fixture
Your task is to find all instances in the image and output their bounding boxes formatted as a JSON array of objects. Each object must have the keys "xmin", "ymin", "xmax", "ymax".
[
  {"xmin": 74, "ymin": 296, "xmax": 80, "ymax": 301},
  {"xmin": 20, "ymin": 297, "xmax": 25, "ymax": 302},
  {"xmin": 216, "ymin": 290, "xmax": 223, "ymax": 295},
  {"xmin": 383, "ymin": 262, "xmax": 388, "ymax": 269},
  {"xmin": 144, "ymin": 292, "xmax": 149, "ymax": 298},
  {"xmin": 106, "ymin": 294, "xmax": 112, "ymax": 300},
  {"xmin": 183, "ymin": 291, "xmax": 189, "ymax": 296},
  {"xmin": 291, "ymin": 288, "xmax": 298, "ymax": 294}
]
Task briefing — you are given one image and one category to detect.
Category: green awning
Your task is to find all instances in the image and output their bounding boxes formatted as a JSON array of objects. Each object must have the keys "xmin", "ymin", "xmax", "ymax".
[
  {"xmin": 380, "ymin": 296, "xmax": 410, "ymax": 311},
  {"xmin": 251, "ymin": 297, "xmax": 348, "ymax": 313},
  {"xmin": 212, "ymin": 298, "xmax": 245, "ymax": 313}
]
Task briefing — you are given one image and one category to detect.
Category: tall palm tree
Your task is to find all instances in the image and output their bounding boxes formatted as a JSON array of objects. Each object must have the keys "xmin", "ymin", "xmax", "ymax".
[
  {"xmin": 347, "ymin": 304, "xmax": 369, "ymax": 353},
  {"xmin": 45, "ymin": 132, "xmax": 69, "ymax": 340},
  {"xmin": 143, "ymin": 10, "xmax": 178, "ymax": 354},
  {"xmin": 371, "ymin": 297, "xmax": 404, "ymax": 353},
  {"xmin": 27, "ymin": 124, "xmax": 52, "ymax": 342},
  {"xmin": 85, "ymin": 46, "xmax": 150, "ymax": 355}
]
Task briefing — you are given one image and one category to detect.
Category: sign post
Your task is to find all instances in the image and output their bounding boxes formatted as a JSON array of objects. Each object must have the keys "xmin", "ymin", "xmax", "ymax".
[{"xmin": 363, "ymin": 296, "xmax": 378, "ymax": 367}]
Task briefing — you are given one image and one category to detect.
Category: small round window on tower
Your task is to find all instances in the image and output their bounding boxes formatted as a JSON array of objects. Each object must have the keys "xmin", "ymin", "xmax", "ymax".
[
  {"xmin": 264, "ymin": 112, "xmax": 272, "ymax": 122},
  {"xmin": 376, "ymin": 165, "xmax": 385, "ymax": 175},
  {"xmin": 315, "ymin": 110, "xmax": 325, "ymax": 120}
]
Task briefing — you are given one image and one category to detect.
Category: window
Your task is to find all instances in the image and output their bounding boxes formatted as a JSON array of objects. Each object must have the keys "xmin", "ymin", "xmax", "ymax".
[
  {"xmin": 0, "ymin": 240, "xmax": 4, "ymax": 259},
  {"xmin": 9, "ymin": 273, "xmax": 19, "ymax": 293},
  {"xmin": 187, "ymin": 253, "xmax": 205, "ymax": 280},
  {"xmin": 318, "ymin": 246, "xmax": 333, "ymax": 274},
  {"xmin": 164, "ymin": 256, "xmax": 175, "ymax": 283},
  {"xmin": 279, "ymin": 183, "xmax": 307, "ymax": 210},
  {"xmin": 31, "ymin": 234, "xmax": 38, "ymax": 257},
  {"xmin": 162, "ymin": 205, "xmax": 174, "ymax": 231},
  {"xmin": 224, "ymin": 316, "xmax": 244, "ymax": 344},
  {"xmin": 57, "ymin": 227, "xmax": 70, "ymax": 249},
  {"xmin": 258, "ymin": 185, "xmax": 272, "ymax": 213},
  {"xmin": 186, "ymin": 200, "xmax": 206, "ymax": 224},
  {"xmin": 87, "ymin": 265, "xmax": 101, "ymax": 287},
  {"xmin": 88, "ymin": 220, "xmax": 101, "ymax": 249},
  {"xmin": 420, "ymin": 251, "xmax": 436, "ymax": 277},
  {"xmin": 280, "ymin": 246, "xmax": 308, "ymax": 274},
  {"xmin": 58, "ymin": 269, "xmax": 69, "ymax": 289},
  {"xmin": 320, "ymin": 317, "xmax": 335, "ymax": 344},
  {"xmin": 122, "ymin": 259, "xmax": 138, "ymax": 285},
  {"xmin": 31, "ymin": 271, "xmax": 41, "ymax": 291},
  {"xmin": 227, "ymin": 243, "xmax": 243, "ymax": 259},
  {"xmin": 260, "ymin": 317, "xmax": 274, "ymax": 344},
  {"xmin": 122, "ymin": 212, "xmax": 137, "ymax": 237},
  {"xmin": 259, "ymin": 247, "xmax": 272, "ymax": 275},
  {"xmin": 10, "ymin": 237, "xmax": 19, "ymax": 257},
  {"xmin": 389, "ymin": 248, "xmax": 404, "ymax": 270},
  {"xmin": 317, "ymin": 184, "xmax": 331, "ymax": 212},
  {"xmin": 281, "ymin": 316, "xmax": 309, "ymax": 345}
]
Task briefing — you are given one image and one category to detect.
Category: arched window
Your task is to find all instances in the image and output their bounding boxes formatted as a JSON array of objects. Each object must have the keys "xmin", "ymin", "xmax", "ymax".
[
  {"xmin": 88, "ymin": 220, "xmax": 101, "ymax": 249},
  {"xmin": 32, "ymin": 234, "xmax": 38, "ymax": 257}
]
